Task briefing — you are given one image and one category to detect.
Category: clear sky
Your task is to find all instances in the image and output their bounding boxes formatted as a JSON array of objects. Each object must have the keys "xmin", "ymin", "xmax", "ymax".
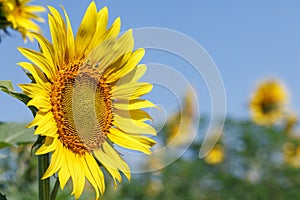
[{"xmin": 0, "ymin": 0, "xmax": 299, "ymax": 123}]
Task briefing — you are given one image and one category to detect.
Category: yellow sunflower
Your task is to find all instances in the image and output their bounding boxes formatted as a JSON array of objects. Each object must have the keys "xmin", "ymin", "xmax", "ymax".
[
  {"xmin": 0, "ymin": 0, "xmax": 45, "ymax": 41},
  {"xmin": 204, "ymin": 144, "xmax": 225, "ymax": 165},
  {"xmin": 18, "ymin": 2, "xmax": 156, "ymax": 199},
  {"xmin": 250, "ymin": 79, "xmax": 288, "ymax": 126},
  {"xmin": 166, "ymin": 89, "xmax": 196, "ymax": 147},
  {"xmin": 283, "ymin": 142, "xmax": 300, "ymax": 168}
]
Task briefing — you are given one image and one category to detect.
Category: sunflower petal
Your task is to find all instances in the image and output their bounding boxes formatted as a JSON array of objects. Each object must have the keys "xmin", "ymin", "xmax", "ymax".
[
  {"xmin": 108, "ymin": 128, "xmax": 155, "ymax": 154},
  {"xmin": 85, "ymin": 153, "xmax": 105, "ymax": 194},
  {"xmin": 18, "ymin": 48, "xmax": 56, "ymax": 80},
  {"xmin": 58, "ymin": 155, "xmax": 71, "ymax": 189},
  {"xmin": 18, "ymin": 62, "xmax": 51, "ymax": 91},
  {"xmin": 112, "ymin": 82, "xmax": 153, "ymax": 100},
  {"xmin": 42, "ymin": 141, "xmax": 63, "ymax": 179},
  {"xmin": 86, "ymin": 6, "xmax": 108, "ymax": 53},
  {"xmin": 102, "ymin": 142, "xmax": 131, "ymax": 180},
  {"xmin": 113, "ymin": 99, "xmax": 157, "ymax": 110},
  {"xmin": 114, "ymin": 109, "xmax": 152, "ymax": 121},
  {"xmin": 105, "ymin": 48, "xmax": 144, "ymax": 83},
  {"xmin": 61, "ymin": 6, "xmax": 75, "ymax": 62},
  {"xmin": 29, "ymin": 33, "xmax": 55, "ymax": 67},
  {"xmin": 93, "ymin": 150, "xmax": 122, "ymax": 187},
  {"xmin": 113, "ymin": 114, "xmax": 156, "ymax": 135},
  {"xmin": 75, "ymin": 1, "xmax": 97, "ymax": 57},
  {"xmin": 35, "ymin": 137, "xmax": 57, "ymax": 155}
]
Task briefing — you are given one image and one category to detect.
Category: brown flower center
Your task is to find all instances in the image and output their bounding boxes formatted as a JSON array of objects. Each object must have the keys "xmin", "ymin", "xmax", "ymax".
[{"xmin": 50, "ymin": 63, "xmax": 113, "ymax": 155}]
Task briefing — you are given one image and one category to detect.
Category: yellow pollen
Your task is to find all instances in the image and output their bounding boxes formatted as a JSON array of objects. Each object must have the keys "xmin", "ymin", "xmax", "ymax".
[{"xmin": 50, "ymin": 64, "xmax": 113, "ymax": 155}]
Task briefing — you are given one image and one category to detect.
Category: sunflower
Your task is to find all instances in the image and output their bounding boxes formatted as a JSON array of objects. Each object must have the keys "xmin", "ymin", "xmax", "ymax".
[
  {"xmin": 18, "ymin": 2, "xmax": 156, "ymax": 199},
  {"xmin": 204, "ymin": 144, "xmax": 225, "ymax": 165},
  {"xmin": 250, "ymin": 79, "xmax": 288, "ymax": 126},
  {"xmin": 0, "ymin": 0, "xmax": 45, "ymax": 41},
  {"xmin": 283, "ymin": 142, "xmax": 300, "ymax": 168},
  {"xmin": 165, "ymin": 89, "xmax": 196, "ymax": 147}
]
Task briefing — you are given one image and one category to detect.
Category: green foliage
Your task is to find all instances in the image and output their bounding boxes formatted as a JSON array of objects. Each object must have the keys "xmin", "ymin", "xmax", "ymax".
[
  {"xmin": 0, "ymin": 192, "xmax": 7, "ymax": 200},
  {"xmin": 0, "ymin": 80, "xmax": 30, "ymax": 105},
  {"xmin": 1, "ymin": 118, "xmax": 300, "ymax": 199},
  {"xmin": 101, "ymin": 118, "xmax": 300, "ymax": 200},
  {"xmin": 0, "ymin": 122, "xmax": 35, "ymax": 149}
]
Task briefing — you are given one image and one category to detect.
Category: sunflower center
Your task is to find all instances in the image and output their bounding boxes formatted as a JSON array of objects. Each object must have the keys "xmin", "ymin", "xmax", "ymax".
[
  {"xmin": 261, "ymin": 101, "xmax": 278, "ymax": 114},
  {"xmin": 51, "ymin": 64, "xmax": 113, "ymax": 155}
]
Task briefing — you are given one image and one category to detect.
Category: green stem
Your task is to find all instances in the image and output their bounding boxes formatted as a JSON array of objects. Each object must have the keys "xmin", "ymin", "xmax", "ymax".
[
  {"xmin": 38, "ymin": 153, "xmax": 50, "ymax": 200},
  {"xmin": 50, "ymin": 178, "xmax": 60, "ymax": 200}
]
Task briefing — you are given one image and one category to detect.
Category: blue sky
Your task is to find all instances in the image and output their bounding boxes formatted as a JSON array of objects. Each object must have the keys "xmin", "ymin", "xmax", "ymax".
[{"xmin": 0, "ymin": 0, "xmax": 299, "ymax": 122}]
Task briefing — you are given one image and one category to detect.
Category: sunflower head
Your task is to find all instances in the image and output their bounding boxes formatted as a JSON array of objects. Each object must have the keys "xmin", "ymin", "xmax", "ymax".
[
  {"xmin": 283, "ymin": 142, "xmax": 300, "ymax": 168},
  {"xmin": 204, "ymin": 144, "xmax": 225, "ymax": 165},
  {"xmin": 0, "ymin": 0, "xmax": 45, "ymax": 42},
  {"xmin": 250, "ymin": 79, "xmax": 288, "ymax": 126},
  {"xmin": 165, "ymin": 89, "xmax": 196, "ymax": 147},
  {"xmin": 18, "ymin": 2, "xmax": 156, "ymax": 199}
]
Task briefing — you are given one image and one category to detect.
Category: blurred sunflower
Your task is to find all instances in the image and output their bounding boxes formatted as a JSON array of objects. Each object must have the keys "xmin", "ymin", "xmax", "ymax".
[
  {"xmin": 0, "ymin": 0, "xmax": 45, "ymax": 41},
  {"xmin": 250, "ymin": 79, "xmax": 288, "ymax": 126},
  {"xmin": 283, "ymin": 142, "xmax": 300, "ymax": 168},
  {"xmin": 204, "ymin": 144, "xmax": 225, "ymax": 165},
  {"xmin": 18, "ymin": 2, "xmax": 156, "ymax": 199},
  {"xmin": 165, "ymin": 89, "xmax": 196, "ymax": 147}
]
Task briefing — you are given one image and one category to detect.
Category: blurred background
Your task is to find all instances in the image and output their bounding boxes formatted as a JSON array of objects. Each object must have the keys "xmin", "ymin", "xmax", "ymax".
[{"xmin": 0, "ymin": 0, "xmax": 300, "ymax": 199}]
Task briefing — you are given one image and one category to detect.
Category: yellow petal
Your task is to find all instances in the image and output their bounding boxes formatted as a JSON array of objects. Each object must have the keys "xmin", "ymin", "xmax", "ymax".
[
  {"xmin": 18, "ymin": 62, "xmax": 51, "ymax": 92},
  {"xmin": 42, "ymin": 141, "xmax": 63, "ymax": 179},
  {"xmin": 105, "ymin": 48, "xmax": 144, "ymax": 83},
  {"xmin": 102, "ymin": 17, "xmax": 121, "ymax": 41},
  {"xmin": 26, "ymin": 111, "xmax": 45, "ymax": 128},
  {"xmin": 72, "ymin": 156, "xmax": 86, "ymax": 199},
  {"xmin": 113, "ymin": 114, "xmax": 156, "ymax": 135},
  {"xmin": 100, "ymin": 30, "xmax": 134, "ymax": 74},
  {"xmin": 130, "ymin": 64, "xmax": 147, "ymax": 83},
  {"xmin": 79, "ymin": 154, "xmax": 100, "ymax": 199},
  {"xmin": 65, "ymin": 149, "xmax": 80, "ymax": 196},
  {"xmin": 61, "ymin": 6, "xmax": 75, "ymax": 62},
  {"xmin": 85, "ymin": 153, "xmax": 105, "ymax": 194},
  {"xmin": 35, "ymin": 137, "xmax": 57, "ymax": 155},
  {"xmin": 114, "ymin": 109, "xmax": 152, "ymax": 122},
  {"xmin": 93, "ymin": 150, "xmax": 122, "ymax": 186},
  {"xmin": 108, "ymin": 128, "xmax": 155, "ymax": 154},
  {"xmin": 85, "ymin": 29, "xmax": 133, "ymax": 75},
  {"xmin": 48, "ymin": 12, "xmax": 66, "ymax": 67},
  {"xmin": 35, "ymin": 119, "xmax": 57, "ymax": 137},
  {"xmin": 23, "ymin": 5, "xmax": 46, "ymax": 13},
  {"xmin": 102, "ymin": 141, "xmax": 131, "ymax": 180},
  {"xmin": 58, "ymin": 157, "xmax": 71, "ymax": 189},
  {"xmin": 18, "ymin": 48, "xmax": 56, "ymax": 81},
  {"xmin": 19, "ymin": 83, "xmax": 48, "ymax": 99},
  {"xmin": 27, "ymin": 96, "xmax": 51, "ymax": 113},
  {"xmin": 86, "ymin": 6, "xmax": 108, "ymax": 54},
  {"xmin": 113, "ymin": 99, "xmax": 157, "ymax": 110},
  {"xmin": 112, "ymin": 82, "xmax": 153, "ymax": 100},
  {"xmin": 75, "ymin": 1, "xmax": 97, "ymax": 58},
  {"xmin": 29, "ymin": 33, "xmax": 55, "ymax": 67}
]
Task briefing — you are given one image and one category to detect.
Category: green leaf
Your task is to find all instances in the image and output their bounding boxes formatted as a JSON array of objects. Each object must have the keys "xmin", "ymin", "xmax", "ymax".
[
  {"xmin": 0, "ymin": 80, "xmax": 30, "ymax": 104},
  {"xmin": 0, "ymin": 192, "xmax": 7, "ymax": 200},
  {"xmin": 0, "ymin": 122, "xmax": 35, "ymax": 149}
]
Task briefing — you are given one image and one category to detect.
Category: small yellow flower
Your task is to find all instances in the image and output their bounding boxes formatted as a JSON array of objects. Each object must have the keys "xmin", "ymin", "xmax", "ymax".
[
  {"xmin": 283, "ymin": 142, "xmax": 300, "ymax": 168},
  {"xmin": 0, "ymin": 0, "xmax": 45, "ymax": 41},
  {"xmin": 204, "ymin": 144, "xmax": 225, "ymax": 165},
  {"xmin": 250, "ymin": 79, "xmax": 288, "ymax": 125},
  {"xmin": 284, "ymin": 113, "xmax": 298, "ymax": 134},
  {"xmin": 18, "ymin": 2, "xmax": 156, "ymax": 199},
  {"xmin": 166, "ymin": 89, "xmax": 196, "ymax": 147}
]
